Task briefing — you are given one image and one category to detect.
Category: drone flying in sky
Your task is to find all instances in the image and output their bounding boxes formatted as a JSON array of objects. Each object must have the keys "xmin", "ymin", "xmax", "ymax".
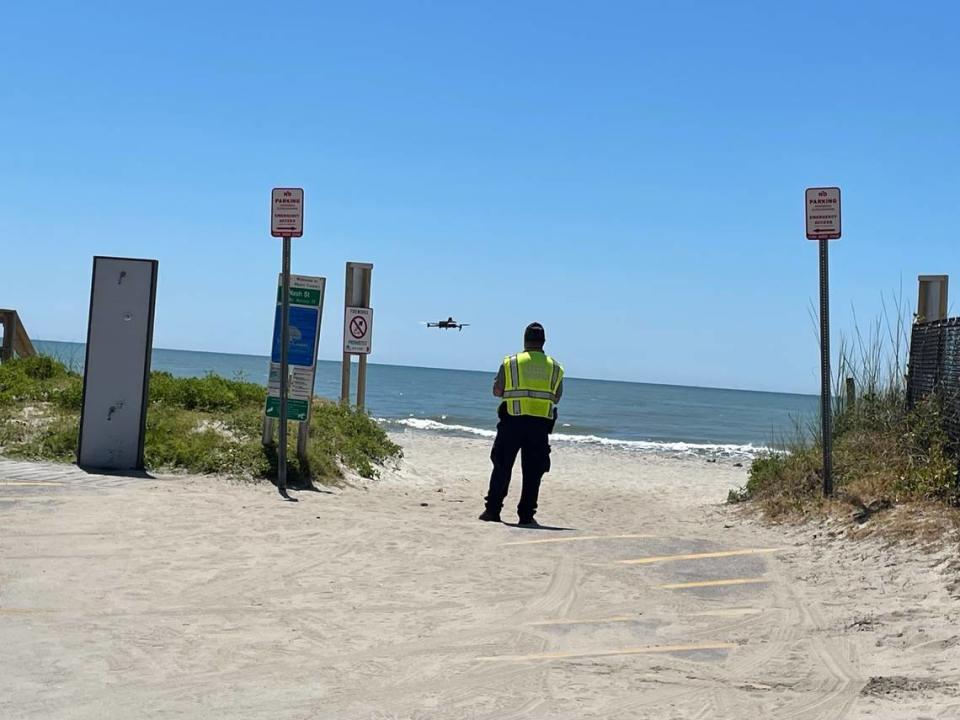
[{"xmin": 425, "ymin": 317, "xmax": 470, "ymax": 332}]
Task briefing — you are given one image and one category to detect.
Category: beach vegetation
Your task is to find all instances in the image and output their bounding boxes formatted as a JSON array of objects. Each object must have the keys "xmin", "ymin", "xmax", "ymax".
[
  {"xmin": 0, "ymin": 356, "xmax": 401, "ymax": 483},
  {"xmin": 729, "ymin": 295, "xmax": 960, "ymax": 527}
]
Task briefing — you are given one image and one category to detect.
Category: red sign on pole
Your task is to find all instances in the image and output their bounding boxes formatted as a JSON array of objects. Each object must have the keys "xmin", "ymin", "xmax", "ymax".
[
  {"xmin": 271, "ymin": 187, "xmax": 304, "ymax": 238},
  {"xmin": 805, "ymin": 187, "xmax": 841, "ymax": 240}
]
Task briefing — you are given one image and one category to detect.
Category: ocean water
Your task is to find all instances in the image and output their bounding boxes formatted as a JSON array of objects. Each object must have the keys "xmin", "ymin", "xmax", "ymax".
[{"xmin": 34, "ymin": 340, "xmax": 818, "ymax": 460}]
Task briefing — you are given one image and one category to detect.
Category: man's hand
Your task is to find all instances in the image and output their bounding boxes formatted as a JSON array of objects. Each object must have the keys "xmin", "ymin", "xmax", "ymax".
[{"xmin": 493, "ymin": 365, "xmax": 505, "ymax": 397}]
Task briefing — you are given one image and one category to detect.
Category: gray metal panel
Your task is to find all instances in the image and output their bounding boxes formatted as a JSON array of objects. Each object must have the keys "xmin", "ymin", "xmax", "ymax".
[{"xmin": 78, "ymin": 257, "xmax": 158, "ymax": 470}]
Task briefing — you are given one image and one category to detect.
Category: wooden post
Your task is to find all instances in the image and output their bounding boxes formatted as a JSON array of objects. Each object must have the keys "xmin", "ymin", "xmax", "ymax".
[
  {"xmin": 357, "ymin": 354, "xmax": 368, "ymax": 408},
  {"xmin": 340, "ymin": 351, "xmax": 351, "ymax": 404},
  {"xmin": 0, "ymin": 309, "xmax": 36, "ymax": 362},
  {"xmin": 298, "ymin": 279, "xmax": 325, "ymax": 464},
  {"xmin": 0, "ymin": 310, "xmax": 13, "ymax": 362},
  {"xmin": 297, "ymin": 418, "xmax": 310, "ymax": 465},
  {"xmin": 845, "ymin": 377, "xmax": 856, "ymax": 409},
  {"xmin": 917, "ymin": 275, "xmax": 949, "ymax": 324},
  {"xmin": 341, "ymin": 264, "xmax": 353, "ymax": 404},
  {"xmin": 340, "ymin": 262, "xmax": 373, "ymax": 408}
]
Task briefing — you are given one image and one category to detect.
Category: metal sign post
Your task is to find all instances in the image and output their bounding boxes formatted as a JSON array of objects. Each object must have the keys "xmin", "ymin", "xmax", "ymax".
[
  {"xmin": 271, "ymin": 188, "xmax": 304, "ymax": 501},
  {"xmin": 263, "ymin": 274, "xmax": 325, "ymax": 465},
  {"xmin": 278, "ymin": 240, "xmax": 293, "ymax": 500},
  {"xmin": 805, "ymin": 187, "xmax": 841, "ymax": 497},
  {"xmin": 340, "ymin": 262, "xmax": 373, "ymax": 408}
]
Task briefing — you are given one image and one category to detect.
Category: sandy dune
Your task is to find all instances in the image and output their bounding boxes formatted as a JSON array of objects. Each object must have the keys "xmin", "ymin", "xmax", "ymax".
[{"xmin": 1, "ymin": 431, "xmax": 958, "ymax": 719}]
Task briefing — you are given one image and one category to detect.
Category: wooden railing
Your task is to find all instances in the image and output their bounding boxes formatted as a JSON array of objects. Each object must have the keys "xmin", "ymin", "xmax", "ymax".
[{"xmin": 0, "ymin": 309, "xmax": 36, "ymax": 362}]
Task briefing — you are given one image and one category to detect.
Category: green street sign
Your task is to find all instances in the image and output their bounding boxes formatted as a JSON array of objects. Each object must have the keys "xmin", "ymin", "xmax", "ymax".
[
  {"xmin": 265, "ymin": 396, "xmax": 309, "ymax": 422},
  {"xmin": 278, "ymin": 286, "xmax": 322, "ymax": 306}
]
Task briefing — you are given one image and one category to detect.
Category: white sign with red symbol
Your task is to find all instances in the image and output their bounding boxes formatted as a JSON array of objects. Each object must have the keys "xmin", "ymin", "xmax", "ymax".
[
  {"xmin": 805, "ymin": 187, "xmax": 841, "ymax": 240},
  {"xmin": 344, "ymin": 306, "xmax": 373, "ymax": 355},
  {"xmin": 271, "ymin": 187, "xmax": 304, "ymax": 237}
]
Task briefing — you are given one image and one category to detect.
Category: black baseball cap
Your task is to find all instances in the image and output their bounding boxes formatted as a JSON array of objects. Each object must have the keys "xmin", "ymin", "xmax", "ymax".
[{"xmin": 524, "ymin": 322, "xmax": 546, "ymax": 345}]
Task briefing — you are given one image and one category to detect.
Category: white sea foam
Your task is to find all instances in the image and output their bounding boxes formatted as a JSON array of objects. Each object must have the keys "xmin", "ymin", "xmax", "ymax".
[
  {"xmin": 377, "ymin": 417, "xmax": 774, "ymax": 460},
  {"xmin": 381, "ymin": 417, "xmax": 498, "ymax": 439}
]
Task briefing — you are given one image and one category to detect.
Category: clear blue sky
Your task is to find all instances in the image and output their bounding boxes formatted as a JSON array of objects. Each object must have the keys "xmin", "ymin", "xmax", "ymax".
[{"xmin": 3, "ymin": 1, "xmax": 958, "ymax": 394}]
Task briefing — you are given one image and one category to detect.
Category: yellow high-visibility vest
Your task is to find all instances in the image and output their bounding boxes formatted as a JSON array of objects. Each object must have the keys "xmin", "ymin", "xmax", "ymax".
[{"xmin": 501, "ymin": 351, "xmax": 564, "ymax": 418}]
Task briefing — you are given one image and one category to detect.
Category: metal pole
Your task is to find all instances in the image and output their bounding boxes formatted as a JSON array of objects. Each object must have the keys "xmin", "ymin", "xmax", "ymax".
[
  {"xmin": 819, "ymin": 238, "xmax": 833, "ymax": 497},
  {"xmin": 278, "ymin": 236, "xmax": 296, "ymax": 501}
]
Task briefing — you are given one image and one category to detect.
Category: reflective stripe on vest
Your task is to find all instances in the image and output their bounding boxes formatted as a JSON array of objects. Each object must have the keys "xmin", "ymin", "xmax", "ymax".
[
  {"xmin": 501, "ymin": 351, "xmax": 564, "ymax": 418},
  {"xmin": 502, "ymin": 389, "xmax": 558, "ymax": 401}
]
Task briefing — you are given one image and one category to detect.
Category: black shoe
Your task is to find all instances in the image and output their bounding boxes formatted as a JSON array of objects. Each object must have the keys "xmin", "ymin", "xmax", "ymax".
[
  {"xmin": 478, "ymin": 510, "xmax": 502, "ymax": 522},
  {"xmin": 518, "ymin": 518, "xmax": 540, "ymax": 528}
]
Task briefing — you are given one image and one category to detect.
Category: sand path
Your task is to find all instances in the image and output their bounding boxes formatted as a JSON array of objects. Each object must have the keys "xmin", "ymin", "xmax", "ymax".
[{"xmin": 1, "ymin": 431, "xmax": 958, "ymax": 718}]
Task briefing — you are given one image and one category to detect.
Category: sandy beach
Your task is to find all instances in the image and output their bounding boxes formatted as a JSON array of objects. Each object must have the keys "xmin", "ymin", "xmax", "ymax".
[{"xmin": 2, "ymin": 431, "xmax": 959, "ymax": 719}]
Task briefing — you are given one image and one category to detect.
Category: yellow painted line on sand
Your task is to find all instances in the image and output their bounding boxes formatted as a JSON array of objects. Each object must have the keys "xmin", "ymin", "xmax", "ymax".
[
  {"xmin": 658, "ymin": 577, "xmax": 769, "ymax": 590},
  {"xmin": 504, "ymin": 533, "xmax": 654, "ymax": 546},
  {"xmin": 0, "ymin": 496, "xmax": 73, "ymax": 502},
  {"xmin": 0, "ymin": 481, "xmax": 66, "ymax": 487},
  {"xmin": 479, "ymin": 641, "xmax": 736, "ymax": 662},
  {"xmin": 688, "ymin": 607, "xmax": 763, "ymax": 618},
  {"xmin": 619, "ymin": 548, "xmax": 780, "ymax": 565},
  {"xmin": 0, "ymin": 608, "xmax": 47, "ymax": 615},
  {"xmin": 528, "ymin": 615, "xmax": 639, "ymax": 627}
]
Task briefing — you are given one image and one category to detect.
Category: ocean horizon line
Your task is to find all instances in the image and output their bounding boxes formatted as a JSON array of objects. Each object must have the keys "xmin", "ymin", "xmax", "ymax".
[{"xmin": 33, "ymin": 337, "xmax": 817, "ymax": 399}]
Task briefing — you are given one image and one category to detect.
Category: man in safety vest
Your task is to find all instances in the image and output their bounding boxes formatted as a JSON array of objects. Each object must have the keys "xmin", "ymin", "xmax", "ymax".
[{"xmin": 479, "ymin": 322, "xmax": 564, "ymax": 527}]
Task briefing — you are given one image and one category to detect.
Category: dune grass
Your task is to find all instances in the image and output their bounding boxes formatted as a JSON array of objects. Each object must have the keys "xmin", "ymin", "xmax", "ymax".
[
  {"xmin": 0, "ymin": 355, "xmax": 401, "ymax": 483},
  {"xmin": 729, "ymin": 296, "xmax": 960, "ymax": 522}
]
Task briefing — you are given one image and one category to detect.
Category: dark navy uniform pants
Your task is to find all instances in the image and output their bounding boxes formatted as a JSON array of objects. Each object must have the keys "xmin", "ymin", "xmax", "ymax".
[{"xmin": 484, "ymin": 410, "xmax": 552, "ymax": 521}]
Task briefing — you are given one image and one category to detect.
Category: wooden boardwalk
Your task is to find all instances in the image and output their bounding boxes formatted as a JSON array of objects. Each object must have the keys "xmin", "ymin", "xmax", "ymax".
[{"xmin": 0, "ymin": 458, "xmax": 147, "ymax": 497}]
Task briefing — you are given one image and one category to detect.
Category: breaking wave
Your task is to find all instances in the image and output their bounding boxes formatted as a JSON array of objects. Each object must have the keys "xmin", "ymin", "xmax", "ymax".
[{"xmin": 377, "ymin": 417, "xmax": 773, "ymax": 460}]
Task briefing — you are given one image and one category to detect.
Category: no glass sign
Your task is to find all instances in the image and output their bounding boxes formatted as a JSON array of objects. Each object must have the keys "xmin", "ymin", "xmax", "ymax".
[{"xmin": 344, "ymin": 306, "xmax": 373, "ymax": 355}]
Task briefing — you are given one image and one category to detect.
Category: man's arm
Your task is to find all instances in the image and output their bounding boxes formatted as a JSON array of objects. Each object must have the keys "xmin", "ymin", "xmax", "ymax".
[
  {"xmin": 555, "ymin": 378, "xmax": 563, "ymax": 402},
  {"xmin": 493, "ymin": 365, "xmax": 505, "ymax": 397}
]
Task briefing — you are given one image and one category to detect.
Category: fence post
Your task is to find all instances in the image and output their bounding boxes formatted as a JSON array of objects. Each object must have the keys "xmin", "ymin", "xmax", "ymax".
[
  {"xmin": 845, "ymin": 377, "xmax": 856, "ymax": 409},
  {"xmin": 0, "ymin": 310, "xmax": 12, "ymax": 362}
]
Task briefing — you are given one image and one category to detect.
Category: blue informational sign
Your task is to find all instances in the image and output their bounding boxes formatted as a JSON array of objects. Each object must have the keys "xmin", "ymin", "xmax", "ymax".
[{"xmin": 271, "ymin": 305, "xmax": 319, "ymax": 366}]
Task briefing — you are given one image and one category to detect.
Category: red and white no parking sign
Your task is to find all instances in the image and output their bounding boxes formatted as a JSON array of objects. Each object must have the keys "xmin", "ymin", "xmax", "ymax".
[{"xmin": 344, "ymin": 306, "xmax": 373, "ymax": 355}]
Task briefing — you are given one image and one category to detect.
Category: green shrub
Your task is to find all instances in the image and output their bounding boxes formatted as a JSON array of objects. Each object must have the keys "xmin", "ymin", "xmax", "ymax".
[
  {"xmin": 18, "ymin": 355, "xmax": 69, "ymax": 380},
  {"xmin": 0, "ymin": 363, "xmax": 400, "ymax": 484},
  {"xmin": 144, "ymin": 408, "xmax": 270, "ymax": 477},
  {"xmin": 307, "ymin": 401, "xmax": 402, "ymax": 479},
  {"xmin": 0, "ymin": 412, "xmax": 78, "ymax": 462},
  {"xmin": 894, "ymin": 397, "xmax": 957, "ymax": 501},
  {"xmin": 0, "ymin": 355, "xmax": 80, "ymax": 406},
  {"xmin": 52, "ymin": 379, "xmax": 84, "ymax": 411},
  {"xmin": 149, "ymin": 371, "xmax": 266, "ymax": 412}
]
